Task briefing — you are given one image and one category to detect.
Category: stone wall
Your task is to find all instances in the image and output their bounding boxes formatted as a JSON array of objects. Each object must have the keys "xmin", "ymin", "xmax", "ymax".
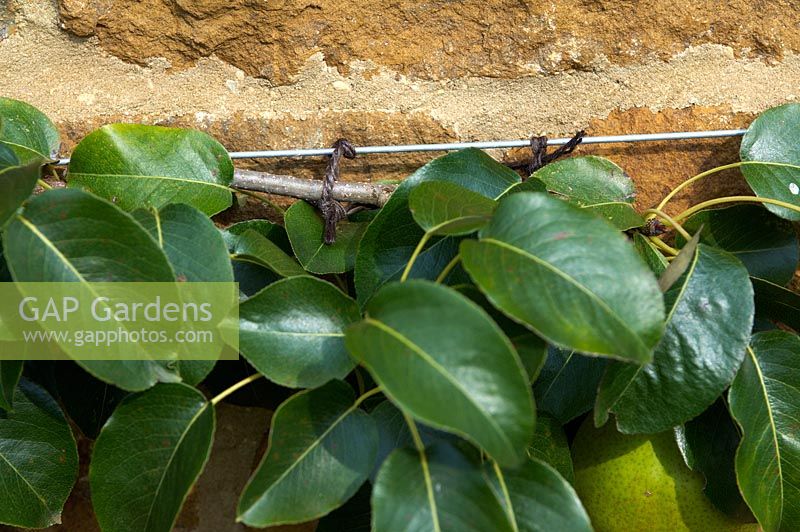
[
  {"xmin": 2, "ymin": 2, "xmax": 800, "ymax": 531},
  {"xmin": 3, "ymin": 0, "xmax": 800, "ymax": 214}
]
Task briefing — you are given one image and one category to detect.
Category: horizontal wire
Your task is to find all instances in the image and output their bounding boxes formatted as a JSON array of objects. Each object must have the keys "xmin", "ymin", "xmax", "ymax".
[{"xmin": 53, "ymin": 128, "xmax": 748, "ymax": 166}]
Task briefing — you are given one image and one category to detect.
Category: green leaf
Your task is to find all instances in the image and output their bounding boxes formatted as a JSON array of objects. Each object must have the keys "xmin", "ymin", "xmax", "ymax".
[
  {"xmin": 0, "ymin": 142, "xmax": 19, "ymax": 170},
  {"xmin": 633, "ymin": 233, "xmax": 669, "ymax": 276},
  {"xmin": 752, "ymin": 277, "xmax": 800, "ymax": 331},
  {"xmin": 675, "ymin": 399, "xmax": 751, "ymax": 519},
  {"xmin": 0, "ymin": 379, "xmax": 78, "ymax": 528},
  {"xmin": 234, "ymin": 276, "xmax": 360, "ymax": 388},
  {"xmin": 729, "ymin": 331, "xmax": 800, "ymax": 532},
  {"xmin": 0, "ymin": 360, "xmax": 22, "ymax": 410},
  {"xmin": 370, "ymin": 400, "xmax": 453, "ymax": 481},
  {"xmin": 133, "ymin": 203, "xmax": 234, "ymax": 385},
  {"xmin": 0, "ymin": 97, "xmax": 60, "ymax": 163},
  {"xmin": 409, "ymin": 181, "xmax": 497, "ymax": 236},
  {"xmin": 581, "ymin": 201, "xmax": 645, "ymax": 231},
  {"xmin": 0, "ymin": 161, "xmax": 41, "ymax": 229},
  {"xmin": 372, "ymin": 443, "xmax": 515, "ymax": 532},
  {"xmin": 228, "ymin": 229, "xmax": 306, "ymax": 278},
  {"xmin": 533, "ymin": 156, "xmax": 636, "ymax": 205},
  {"xmin": 355, "ymin": 148, "xmax": 519, "ymax": 304},
  {"xmin": 527, "ymin": 413, "xmax": 574, "ymax": 483},
  {"xmin": 3, "ymin": 188, "xmax": 180, "ymax": 391},
  {"xmin": 657, "ymin": 228, "xmax": 702, "ymax": 293},
  {"xmin": 456, "ymin": 284, "xmax": 547, "ymax": 382},
  {"xmin": 533, "ymin": 347, "xmax": 607, "ymax": 424},
  {"xmin": 346, "ymin": 281, "xmax": 534, "ymax": 466},
  {"xmin": 67, "ymin": 124, "xmax": 233, "ymax": 216},
  {"xmin": 533, "ymin": 156, "xmax": 642, "ymax": 230},
  {"xmin": 222, "ymin": 220, "xmax": 290, "ymax": 296},
  {"xmin": 595, "ymin": 244, "xmax": 754, "ymax": 433},
  {"xmin": 132, "ymin": 203, "xmax": 234, "ymax": 283},
  {"xmin": 284, "ymin": 200, "xmax": 368, "ymax": 274},
  {"xmin": 740, "ymin": 103, "xmax": 800, "ymax": 221},
  {"xmin": 462, "ymin": 192, "xmax": 664, "ymax": 363},
  {"xmin": 90, "ymin": 383, "xmax": 214, "ymax": 532},
  {"xmin": 497, "ymin": 458, "xmax": 592, "ymax": 532},
  {"xmin": 237, "ymin": 380, "xmax": 377, "ymax": 527},
  {"xmin": 679, "ymin": 204, "xmax": 799, "ymax": 285},
  {"xmin": 497, "ymin": 178, "xmax": 547, "ymax": 199}
]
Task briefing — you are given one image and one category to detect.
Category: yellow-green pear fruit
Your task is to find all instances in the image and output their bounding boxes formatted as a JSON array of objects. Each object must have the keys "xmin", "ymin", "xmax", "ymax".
[{"xmin": 572, "ymin": 417, "xmax": 758, "ymax": 532}]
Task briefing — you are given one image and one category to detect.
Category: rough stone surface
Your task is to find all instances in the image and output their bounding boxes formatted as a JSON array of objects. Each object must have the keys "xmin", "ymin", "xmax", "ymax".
[{"xmin": 57, "ymin": 0, "xmax": 800, "ymax": 85}]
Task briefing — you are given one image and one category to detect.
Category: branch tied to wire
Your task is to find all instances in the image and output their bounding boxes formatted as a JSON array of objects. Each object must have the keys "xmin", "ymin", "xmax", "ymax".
[{"xmin": 231, "ymin": 131, "xmax": 590, "ymax": 244}]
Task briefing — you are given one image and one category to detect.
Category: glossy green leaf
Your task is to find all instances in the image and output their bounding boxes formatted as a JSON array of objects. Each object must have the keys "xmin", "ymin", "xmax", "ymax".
[
  {"xmin": 369, "ymin": 400, "xmax": 452, "ymax": 481},
  {"xmin": 0, "ymin": 360, "xmax": 22, "ymax": 410},
  {"xmin": 0, "ymin": 160, "xmax": 41, "ymax": 229},
  {"xmin": 679, "ymin": 204, "xmax": 798, "ymax": 285},
  {"xmin": 372, "ymin": 443, "xmax": 515, "ymax": 532},
  {"xmin": 133, "ymin": 203, "xmax": 234, "ymax": 385},
  {"xmin": 633, "ymin": 233, "xmax": 669, "ymax": 276},
  {"xmin": 527, "ymin": 413, "xmax": 573, "ymax": 483},
  {"xmin": 533, "ymin": 347, "xmax": 607, "ymax": 424},
  {"xmin": 346, "ymin": 281, "xmax": 534, "ymax": 466},
  {"xmin": 228, "ymin": 229, "xmax": 306, "ymax": 278},
  {"xmin": 533, "ymin": 156, "xmax": 641, "ymax": 229},
  {"xmin": 595, "ymin": 244, "xmax": 753, "ymax": 433},
  {"xmin": 675, "ymin": 399, "xmax": 751, "ymax": 519},
  {"xmin": 729, "ymin": 331, "xmax": 800, "ymax": 532},
  {"xmin": 222, "ymin": 220, "xmax": 290, "ymax": 296},
  {"xmin": 657, "ymin": 228, "xmax": 702, "ymax": 293},
  {"xmin": 0, "ymin": 379, "xmax": 78, "ymax": 528},
  {"xmin": 132, "ymin": 203, "xmax": 234, "ymax": 283},
  {"xmin": 284, "ymin": 200, "xmax": 368, "ymax": 274},
  {"xmin": 533, "ymin": 156, "xmax": 635, "ymax": 205},
  {"xmin": 497, "ymin": 178, "xmax": 547, "ymax": 198},
  {"xmin": 67, "ymin": 124, "xmax": 233, "ymax": 216},
  {"xmin": 456, "ymin": 284, "xmax": 547, "ymax": 382},
  {"xmin": 496, "ymin": 458, "xmax": 592, "ymax": 532},
  {"xmin": 3, "ymin": 188, "xmax": 180, "ymax": 391},
  {"xmin": 355, "ymin": 148, "xmax": 519, "ymax": 304},
  {"xmin": 0, "ymin": 143, "xmax": 19, "ymax": 170},
  {"xmin": 462, "ymin": 192, "xmax": 664, "ymax": 362},
  {"xmin": 237, "ymin": 380, "xmax": 378, "ymax": 526},
  {"xmin": 90, "ymin": 383, "xmax": 214, "ymax": 532},
  {"xmin": 752, "ymin": 277, "xmax": 800, "ymax": 331},
  {"xmin": 409, "ymin": 181, "xmax": 497, "ymax": 236},
  {"xmin": 234, "ymin": 276, "xmax": 360, "ymax": 388},
  {"xmin": 740, "ymin": 104, "xmax": 800, "ymax": 221},
  {"xmin": 582, "ymin": 201, "xmax": 645, "ymax": 230},
  {"xmin": 0, "ymin": 97, "xmax": 60, "ymax": 163}
]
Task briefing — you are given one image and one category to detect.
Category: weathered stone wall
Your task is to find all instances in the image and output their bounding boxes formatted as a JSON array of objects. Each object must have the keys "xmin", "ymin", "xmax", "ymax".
[
  {"xmin": 3, "ymin": 0, "xmax": 800, "ymax": 214},
  {"xmin": 1, "ymin": 2, "xmax": 799, "ymax": 530}
]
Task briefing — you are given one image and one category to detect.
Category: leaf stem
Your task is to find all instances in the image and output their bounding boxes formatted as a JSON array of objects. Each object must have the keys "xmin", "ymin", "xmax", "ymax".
[
  {"xmin": 400, "ymin": 232, "xmax": 432, "ymax": 282},
  {"xmin": 353, "ymin": 386, "xmax": 383, "ymax": 408},
  {"xmin": 435, "ymin": 254, "xmax": 461, "ymax": 284},
  {"xmin": 652, "ymin": 160, "xmax": 800, "ymax": 214},
  {"xmin": 210, "ymin": 373, "xmax": 264, "ymax": 405},
  {"xmin": 675, "ymin": 196, "xmax": 800, "ymax": 222},
  {"xmin": 648, "ymin": 236, "xmax": 679, "ymax": 257},
  {"xmin": 643, "ymin": 208, "xmax": 692, "ymax": 241},
  {"xmin": 403, "ymin": 412, "xmax": 441, "ymax": 532},
  {"xmin": 36, "ymin": 179, "xmax": 52, "ymax": 190},
  {"xmin": 492, "ymin": 461, "xmax": 519, "ymax": 532}
]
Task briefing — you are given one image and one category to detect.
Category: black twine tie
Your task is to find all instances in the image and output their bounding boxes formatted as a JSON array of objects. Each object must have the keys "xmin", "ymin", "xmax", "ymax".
[{"xmin": 319, "ymin": 138, "xmax": 356, "ymax": 245}]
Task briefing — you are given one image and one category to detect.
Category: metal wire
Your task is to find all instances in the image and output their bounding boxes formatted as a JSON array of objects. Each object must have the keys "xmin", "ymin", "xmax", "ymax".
[{"xmin": 54, "ymin": 128, "xmax": 748, "ymax": 166}]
